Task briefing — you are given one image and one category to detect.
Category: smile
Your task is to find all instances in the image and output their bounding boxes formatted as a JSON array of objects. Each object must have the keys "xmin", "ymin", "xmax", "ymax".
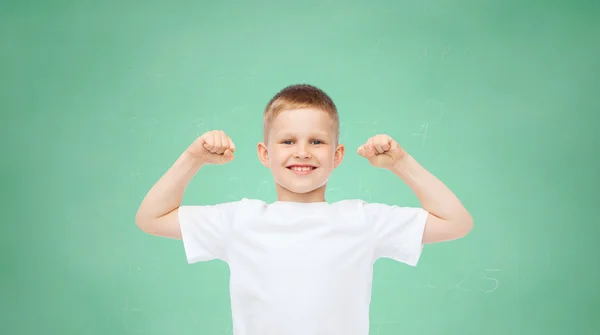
[{"xmin": 287, "ymin": 165, "xmax": 317, "ymax": 175}]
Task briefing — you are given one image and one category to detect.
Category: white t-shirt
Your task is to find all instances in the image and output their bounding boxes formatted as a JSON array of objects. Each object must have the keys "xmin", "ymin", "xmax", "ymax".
[{"xmin": 179, "ymin": 198, "xmax": 429, "ymax": 335}]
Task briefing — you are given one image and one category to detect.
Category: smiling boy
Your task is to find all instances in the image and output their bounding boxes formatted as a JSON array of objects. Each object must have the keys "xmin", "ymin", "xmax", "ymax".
[{"xmin": 135, "ymin": 84, "xmax": 473, "ymax": 335}]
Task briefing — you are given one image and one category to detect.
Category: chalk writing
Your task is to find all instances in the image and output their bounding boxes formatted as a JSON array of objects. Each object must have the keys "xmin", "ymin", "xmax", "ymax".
[
  {"xmin": 355, "ymin": 119, "xmax": 381, "ymax": 135},
  {"xmin": 246, "ymin": 68, "xmax": 257, "ymax": 85},
  {"xmin": 130, "ymin": 168, "xmax": 141, "ymax": 179},
  {"xmin": 412, "ymin": 121, "xmax": 429, "ymax": 147},
  {"xmin": 480, "ymin": 269, "xmax": 502, "ymax": 293},
  {"xmin": 425, "ymin": 266, "xmax": 504, "ymax": 293},
  {"xmin": 326, "ymin": 187, "xmax": 344, "ymax": 202},
  {"xmin": 227, "ymin": 176, "xmax": 244, "ymax": 202},
  {"xmin": 339, "ymin": 121, "xmax": 352, "ymax": 143},
  {"xmin": 448, "ymin": 266, "xmax": 469, "ymax": 292},
  {"xmin": 441, "ymin": 47, "xmax": 451, "ymax": 63},
  {"xmin": 128, "ymin": 263, "xmax": 160, "ymax": 277},
  {"xmin": 121, "ymin": 296, "xmax": 145, "ymax": 333},
  {"xmin": 420, "ymin": 46, "xmax": 469, "ymax": 64},
  {"xmin": 358, "ymin": 181, "xmax": 373, "ymax": 202}
]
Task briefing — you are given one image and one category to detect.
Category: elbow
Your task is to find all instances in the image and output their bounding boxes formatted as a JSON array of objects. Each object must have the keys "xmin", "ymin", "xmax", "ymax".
[
  {"xmin": 135, "ymin": 211, "xmax": 151, "ymax": 233},
  {"xmin": 448, "ymin": 211, "xmax": 473, "ymax": 240},
  {"xmin": 459, "ymin": 213, "xmax": 474, "ymax": 237}
]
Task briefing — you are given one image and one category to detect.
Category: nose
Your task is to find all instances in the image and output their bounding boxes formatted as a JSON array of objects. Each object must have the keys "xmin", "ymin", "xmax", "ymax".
[
  {"xmin": 294, "ymin": 150, "xmax": 311, "ymax": 159},
  {"xmin": 294, "ymin": 144, "xmax": 312, "ymax": 159}
]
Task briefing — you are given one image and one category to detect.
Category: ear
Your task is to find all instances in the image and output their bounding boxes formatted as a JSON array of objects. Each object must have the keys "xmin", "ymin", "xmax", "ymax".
[
  {"xmin": 333, "ymin": 143, "xmax": 345, "ymax": 168},
  {"xmin": 257, "ymin": 142, "xmax": 270, "ymax": 168}
]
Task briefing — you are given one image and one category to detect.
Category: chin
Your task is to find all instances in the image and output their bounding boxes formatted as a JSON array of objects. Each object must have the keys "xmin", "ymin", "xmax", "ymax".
[
  {"xmin": 284, "ymin": 184, "xmax": 320, "ymax": 194},
  {"xmin": 273, "ymin": 167, "xmax": 331, "ymax": 194}
]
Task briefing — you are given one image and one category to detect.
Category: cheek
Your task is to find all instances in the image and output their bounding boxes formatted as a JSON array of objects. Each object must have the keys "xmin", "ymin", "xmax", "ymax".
[
  {"xmin": 268, "ymin": 150, "xmax": 286, "ymax": 164},
  {"xmin": 318, "ymin": 150, "xmax": 336, "ymax": 165}
]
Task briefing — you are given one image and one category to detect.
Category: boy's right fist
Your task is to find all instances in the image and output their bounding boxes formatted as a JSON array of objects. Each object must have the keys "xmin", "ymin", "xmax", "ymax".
[{"xmin": 186, "ymin": 130, "xmax": 236, "ymax": 164}]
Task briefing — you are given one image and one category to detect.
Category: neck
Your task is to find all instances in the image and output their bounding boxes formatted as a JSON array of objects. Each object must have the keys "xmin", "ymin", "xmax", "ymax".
[{"xmin": 275, "ymin": 184, "xmax": 327, "ymax": 203}]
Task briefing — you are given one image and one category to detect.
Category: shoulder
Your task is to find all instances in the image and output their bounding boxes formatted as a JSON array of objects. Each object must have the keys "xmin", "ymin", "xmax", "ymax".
[
  {"xmin": 179, "ymin": 198, "xmax": 267, "ymax": 219},
  {"xmin": 328, "ymin": 199, "xmax": 391, "ymax": 212},
  {"xmin": 197, "ymin": 198, "xmax": 267, "ymax": 208},
  {"xmin": 218, "ymin": 198, "xmax": 269, "ymax": 213},
  {"xmin": 335, "ymin": 199, "xmax": 428, "ymax": 222}
]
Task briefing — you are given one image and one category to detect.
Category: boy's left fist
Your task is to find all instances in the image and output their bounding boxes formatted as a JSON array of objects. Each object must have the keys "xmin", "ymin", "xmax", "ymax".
[{"xmin": 357, "ymin": 134, "xmax": 406, "ymax": 169}]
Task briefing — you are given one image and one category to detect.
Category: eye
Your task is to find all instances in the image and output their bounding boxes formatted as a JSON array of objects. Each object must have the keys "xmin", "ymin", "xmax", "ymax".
[
  {"xmin": 282, "ymin": 140, "xmax": 293, "ymax": 145},
  {"xmin": 311, "ymin": 140, "xmax": 324, "ymax": 145}
]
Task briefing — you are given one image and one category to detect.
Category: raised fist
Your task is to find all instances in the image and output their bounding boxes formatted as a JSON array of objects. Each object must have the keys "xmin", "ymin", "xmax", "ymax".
[{"xmin": 186, "ymin": 130, "xmax": 236, "ymax": 164}]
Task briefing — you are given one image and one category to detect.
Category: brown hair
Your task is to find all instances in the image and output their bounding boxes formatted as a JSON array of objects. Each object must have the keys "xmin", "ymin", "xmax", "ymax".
[{"xmin": 263, "ymin": 84, "xmax": 339, "ymax": 143}]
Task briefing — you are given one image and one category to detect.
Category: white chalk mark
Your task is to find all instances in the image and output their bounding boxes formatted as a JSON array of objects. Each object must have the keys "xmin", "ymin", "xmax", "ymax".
[
  {"xmin": 246, "ymin": 68, "xmax": 257, "ymax": 85},
  {"xmin": 227, "ymin": 176, "xmax": 244, "ymax": 201},
  {"xmin": 121, "ymin": 296, "xmax": 145, "ymax": 333},
  {"xmin": 412, "ymin": 121, "xmax": 429, "ymax": 147},
  {"xmin": 128, "ymin": 263, "xmax": 160, "ymax": 275},
  {"xmin": 441, "ymin": 47, "xmax": 451, "ymax": 63},
  {"xmin": 354, "ymin": 119, "xmax": 380, "ymax": 135},
  {"xmin": 358, "ymin": 181, "xmax": 372, "ymax": 202},
  {"xmin": 339, "ymin": 122, "xmax": 351, "ymax": 142},
  {"xmin": 426, "ymin": 278, "xmax": 437, "ymax": 289},
  {"xmin": 449, "ymin": 266, "xmax": 469, "ymax": 292},
  {"xmin": 366, "ymin": 38, "xmax": 385, "ymax": 68},
  {"xmin": 363, "ymin": 188, "xmax": 372, "ymax": 201},
  {"xmin": 374, "ymin": 38, "xmax": 382, "ymax": 52},
  {"xmin": 326, "ymin": 187, "xmax": 344, "ymax": 202},
  {"xmin": 256, "ymin": 179, "xmax": 273, "ymax": 200},
  {"xmin": 127, "ymin": 114, "xmax": 142, "ymax": 134},
  {"xmin": 370, "ymin": 120, "xmax": 379, "ymax": 134},
  {"xmin": 461, "ymin": 47, "xmax": 470, "ymax": 64},
  {"xmin": 480, "ymin": 269, "xmax": 502, "ymax": 293},
  {"xmin": 128, "ymin": 264, "xmax": 141, "ymax": 273},
  {"xmin": 129, "ymin": 168, "xmax": 141, "ymax": 178},
  {"xmin": 424, "ymin": 267, "xmax": 438, "ymax": 289},
  {"xmin": 193, "ymin": 118, "xmax": 207, "ymax": 132},
  {"xmin": 147, "ymin": 118, "xmax": 160, "ymax": 141}
]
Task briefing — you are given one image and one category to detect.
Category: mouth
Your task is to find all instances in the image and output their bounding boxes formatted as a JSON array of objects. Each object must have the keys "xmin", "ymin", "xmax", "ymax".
[{"xmin": 286, "ymin": 165, "xmax": 317, "ymax": 175}]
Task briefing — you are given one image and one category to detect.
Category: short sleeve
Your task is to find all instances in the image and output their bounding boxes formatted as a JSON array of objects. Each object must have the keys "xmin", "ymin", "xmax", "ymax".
[
  {"xmin": 178, "ymin": 200, "xmax": 240, "ymax": 264},
  {"xmin": 364, "ymin": 202, "xmax": 429, "ymax": 266}
]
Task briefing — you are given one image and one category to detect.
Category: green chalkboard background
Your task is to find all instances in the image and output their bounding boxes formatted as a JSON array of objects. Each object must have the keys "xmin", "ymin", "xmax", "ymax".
[{"xmin": 2, "ymin": 0, "xmax": 599, "ymax": 334}]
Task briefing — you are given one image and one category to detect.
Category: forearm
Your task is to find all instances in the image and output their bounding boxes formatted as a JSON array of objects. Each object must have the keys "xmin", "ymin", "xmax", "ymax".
[
  {"xmin": 390, "ymin": 154, "xmax": 471, "ymax": 223},
  {"xmin": 136, "ymin": 151, "xmax": 205, "ymax": 222}
]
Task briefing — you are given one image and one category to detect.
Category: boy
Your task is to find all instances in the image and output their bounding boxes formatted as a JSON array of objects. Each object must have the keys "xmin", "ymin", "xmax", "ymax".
[{"xmin": 135, "ymin": 84, "xmax": 473, "ymax": 335}]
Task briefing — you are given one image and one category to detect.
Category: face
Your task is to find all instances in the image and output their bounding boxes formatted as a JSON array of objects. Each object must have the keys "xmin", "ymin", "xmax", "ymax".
[{"xmin": 257, "ymin": 108, "xmax": 345, "ymax": 202}]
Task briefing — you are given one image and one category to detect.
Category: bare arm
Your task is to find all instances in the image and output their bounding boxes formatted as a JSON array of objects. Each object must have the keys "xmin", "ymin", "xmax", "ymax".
[
  {"xmin": 135, "ymin": 130, "xmax": 236, "ymax": 239},
  {"xmin": 390, "ymin": 154, "xmax": 473, "ymax": 244},
  {"xmin": 135, "ymin": 151, "xmax": 205, "ymax": 239}
]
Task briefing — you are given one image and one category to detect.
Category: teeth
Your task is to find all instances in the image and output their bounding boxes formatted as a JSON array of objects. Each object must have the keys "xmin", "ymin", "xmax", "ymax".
[{"xmin": 291, "ymin": 166, "xmax": 313, "ymax": 172}]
